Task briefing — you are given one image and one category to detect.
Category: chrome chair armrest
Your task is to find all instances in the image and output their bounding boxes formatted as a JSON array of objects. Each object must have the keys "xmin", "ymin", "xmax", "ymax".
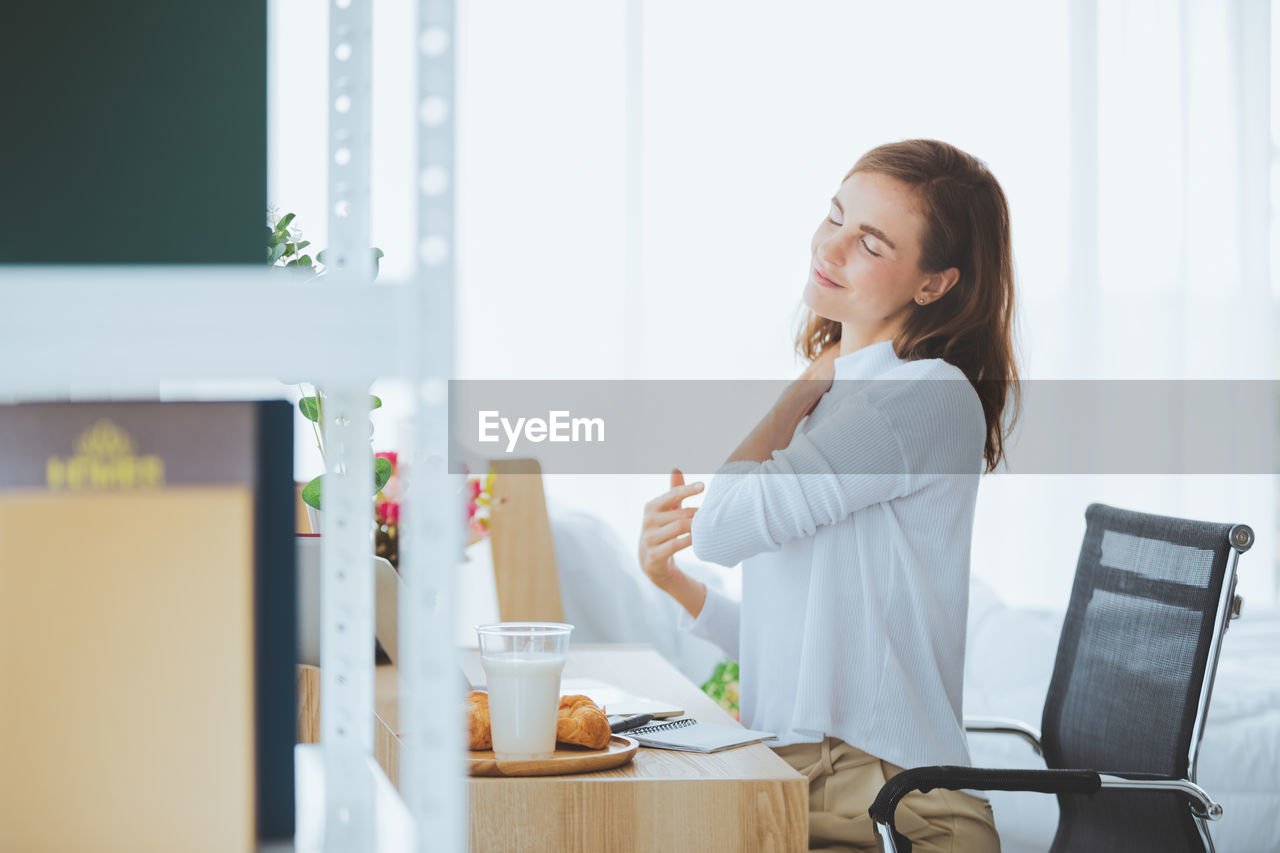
[
  {"xmin": 963, "ymin": 715, "xmax": 1044, "ymax": 756},
  {"xmin": 1098, "ymin": 774, "xmax": 1223, "ymax": 820}
]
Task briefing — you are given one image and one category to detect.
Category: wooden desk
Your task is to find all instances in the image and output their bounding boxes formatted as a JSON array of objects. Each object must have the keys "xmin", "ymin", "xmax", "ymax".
[
  {"xmin": 295, "ymin": 664, "xmax": 404, "ymax": 790},
  {"xmin": 370, "ymin": 645, "xmax": 807, "ymax": 853}
]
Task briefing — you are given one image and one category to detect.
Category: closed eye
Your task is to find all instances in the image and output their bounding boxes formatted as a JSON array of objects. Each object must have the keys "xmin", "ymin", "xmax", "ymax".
[{"xmin": 861, "ymin": 237, "xmax": 881, "ymax": 258}]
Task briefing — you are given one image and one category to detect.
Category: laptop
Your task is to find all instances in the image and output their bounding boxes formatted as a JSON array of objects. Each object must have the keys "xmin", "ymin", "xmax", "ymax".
[
  {"xmin": 295, "ymin": 535, "xmax": 403, "ymax": 666},
  {"xmin": 296, "ymin": 534, "xmax": 475, "ymax": 695}
]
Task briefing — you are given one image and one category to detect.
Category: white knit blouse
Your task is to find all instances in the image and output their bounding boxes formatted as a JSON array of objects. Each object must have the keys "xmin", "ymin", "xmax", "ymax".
[{"xmin": 681, "ymin": 339, "xmax": 986, "ymax": 773}]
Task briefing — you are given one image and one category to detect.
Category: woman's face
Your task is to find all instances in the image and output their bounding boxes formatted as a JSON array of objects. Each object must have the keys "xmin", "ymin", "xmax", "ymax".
[{"xmin": 803, "ymin": 170, "xmax": 941, "ymax": 335}]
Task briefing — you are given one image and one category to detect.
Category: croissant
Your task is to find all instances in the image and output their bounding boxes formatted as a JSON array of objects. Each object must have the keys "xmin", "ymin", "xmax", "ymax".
[
  {"xmin": 465, "ymin": 690, "xmax": 491, "ymax": 750},
  {"xmin": 556, "ymin": 694, "xmax": 611, "ymax": 749}
]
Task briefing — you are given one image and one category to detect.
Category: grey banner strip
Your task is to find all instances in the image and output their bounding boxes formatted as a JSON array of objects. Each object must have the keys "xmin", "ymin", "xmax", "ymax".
[{"xmin": 448, "ymin": 380, "xmax": 1278, "ymax": 475}]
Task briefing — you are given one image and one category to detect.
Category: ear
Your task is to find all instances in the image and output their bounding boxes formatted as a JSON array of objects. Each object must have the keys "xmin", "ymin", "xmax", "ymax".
[{"xmin": 919, "ymin": 267, "xmax": 960, "ymax": 303}]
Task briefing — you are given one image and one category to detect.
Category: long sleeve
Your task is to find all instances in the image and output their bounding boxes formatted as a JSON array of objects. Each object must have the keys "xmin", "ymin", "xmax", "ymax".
[
  {"xmin": 690, "ymin": 373, "xmax": 983, "ymax": 569},
  {"xmin": 691, "ymin": 392, "xmax": 909, "ymax": 568},
  {"xmin": 676, "ymin": 584, "xmax": 741, "ymax": 660}
]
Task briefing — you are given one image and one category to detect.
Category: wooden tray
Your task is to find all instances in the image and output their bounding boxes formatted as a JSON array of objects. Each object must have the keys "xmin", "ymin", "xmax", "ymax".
[{"xmin": 467, "ymin": 735, "xmax": 638, "ymax": 777}]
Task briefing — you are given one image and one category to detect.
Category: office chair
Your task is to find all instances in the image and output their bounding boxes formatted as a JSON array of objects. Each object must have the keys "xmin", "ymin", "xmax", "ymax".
[{"xmin": 870, "ymin": 503, "xmax": 1252, "ymax": 853}]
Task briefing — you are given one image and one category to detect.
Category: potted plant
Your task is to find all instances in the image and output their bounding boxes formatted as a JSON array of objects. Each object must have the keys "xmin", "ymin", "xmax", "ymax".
[
  {"xmin": 268, "ymin": 211, "xmax": 494, "ymax": 556},
  {"xmin": 268, "ymin": 209, "xmax": 390, "ymax": 526}
]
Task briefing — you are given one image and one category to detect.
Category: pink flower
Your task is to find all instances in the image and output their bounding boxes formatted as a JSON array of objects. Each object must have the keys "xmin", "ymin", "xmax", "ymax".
[
  {"xmin": 464, "ymin": 473, "xmax": 493, "ymax": 544},
  {"xmin": 467, "ymin": 515, "xmax": 488, "ymax": 545},
  {"xmin": 376, "ymin": 451, "xmax": 404, "ymax": 503},
  {"xmin": 376, "ymin": 499, "xmax": 400, "ymax": 525}
]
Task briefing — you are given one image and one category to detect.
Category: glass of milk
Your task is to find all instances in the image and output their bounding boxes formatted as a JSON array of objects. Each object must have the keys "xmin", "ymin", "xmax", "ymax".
[{"xmin": 476, "ymin": 622, "xmax": 574, "ymax": 760}]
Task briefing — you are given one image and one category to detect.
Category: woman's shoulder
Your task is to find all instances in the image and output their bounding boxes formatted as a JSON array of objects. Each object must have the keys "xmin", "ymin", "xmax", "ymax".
[
  {"xmin": 883, "ymin": 354, "xmax": 967, "ymax": 382},
  {"xmin": 858, "ymin": 357, "xmax": 984, "ymax": 445},
  {"xmin": 863, "ymin": 356, "xmax": 976, "ymax": 409}
]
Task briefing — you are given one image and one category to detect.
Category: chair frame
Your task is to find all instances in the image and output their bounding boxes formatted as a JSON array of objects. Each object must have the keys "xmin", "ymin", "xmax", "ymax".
[{"xmin": 870, "ymin": 505, "xmax": 1253, "ymax": 853}]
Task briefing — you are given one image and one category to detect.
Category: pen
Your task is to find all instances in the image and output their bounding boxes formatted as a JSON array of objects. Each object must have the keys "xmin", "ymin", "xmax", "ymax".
[{"xmin": 609, "ymin": 713, "xmax": 654, "ymax": 733}]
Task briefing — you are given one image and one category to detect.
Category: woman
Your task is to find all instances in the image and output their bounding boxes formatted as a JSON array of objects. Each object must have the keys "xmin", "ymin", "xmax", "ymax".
[{"xmin": 638, "ymin": 139, "xmax": 1018, "ymax": 853}]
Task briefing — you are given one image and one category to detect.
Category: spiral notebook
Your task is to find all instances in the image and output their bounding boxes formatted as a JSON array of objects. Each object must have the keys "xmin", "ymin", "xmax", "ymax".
[{"xmin": 627, "ymin": 717, "xmax": 777, "ymax": 753}]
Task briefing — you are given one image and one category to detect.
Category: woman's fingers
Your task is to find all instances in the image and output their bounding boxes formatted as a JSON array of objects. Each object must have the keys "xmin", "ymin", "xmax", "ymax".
[
  {"xmin": 651, "ymin": 533, "xmax": 693, "ymax": 562},
  {"xmin": 642, "ymin": 516, "xmax": 693, "ymax": 548},
  {"xmin": 643, "ymin": 507, "xmax": 697, "ymax": 529},
  {"xmin": 644, "ymin": 481, "xmax": 704, "ymax": 513},
  {"xmin": 639, "ymin": 471, "xmax": 700, "ymax": 586}
]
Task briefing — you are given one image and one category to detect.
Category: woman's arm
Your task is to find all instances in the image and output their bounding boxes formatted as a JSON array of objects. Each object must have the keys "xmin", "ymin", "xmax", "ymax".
[
  {"xmin": 692, "ymin": 370, "xmax": 981, "ymax": 568},
  {"xmin": 676, "ymin": 583, "xmax": 741, "ymax": 661},
  {"xmin": 725, "ymin": 346, "xmax": 840, "ymax": 464},
  {"xmin": 639, "ymin": 471, "xmax": 743, "ymax": 657},
  {"xmin": 652, "ymin": 565, "xmax": 707, "ymax": 619}
]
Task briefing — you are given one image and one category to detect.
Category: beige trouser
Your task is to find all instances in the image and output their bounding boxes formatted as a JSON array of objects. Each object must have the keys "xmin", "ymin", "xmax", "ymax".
[{"xmin": 772, "ymin": 737, "xmax": 1000, "ymax": 853}]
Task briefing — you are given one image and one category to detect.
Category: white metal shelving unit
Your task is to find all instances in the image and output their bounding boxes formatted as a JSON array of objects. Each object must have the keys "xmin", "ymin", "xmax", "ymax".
[{"xmin": 0, "ymin": 1, "xmax": 463, "ymax": 850}]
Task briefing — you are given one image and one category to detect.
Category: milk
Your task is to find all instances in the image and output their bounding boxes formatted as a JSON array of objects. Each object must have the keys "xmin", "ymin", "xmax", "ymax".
[{"xmin": 481, "ymin": 651, "xmax": 566, "ymax": 759}]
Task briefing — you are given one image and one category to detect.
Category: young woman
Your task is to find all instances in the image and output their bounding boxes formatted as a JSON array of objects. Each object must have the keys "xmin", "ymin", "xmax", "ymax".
[{"xmin": 638, "ymin": 139, "xmax": 1018, "ymax": 853}]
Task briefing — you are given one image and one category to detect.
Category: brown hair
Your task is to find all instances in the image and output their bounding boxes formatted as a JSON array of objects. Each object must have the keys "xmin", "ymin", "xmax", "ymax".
[{"xmin": 796, "ymin": 139, "xmax": 1020, "ymax": 473}]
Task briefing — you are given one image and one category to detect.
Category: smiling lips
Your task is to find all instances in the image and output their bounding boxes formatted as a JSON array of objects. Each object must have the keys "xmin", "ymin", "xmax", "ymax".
[{"xmin": 812, "ymin": 266, "xmax": 844, "ymax": 288}]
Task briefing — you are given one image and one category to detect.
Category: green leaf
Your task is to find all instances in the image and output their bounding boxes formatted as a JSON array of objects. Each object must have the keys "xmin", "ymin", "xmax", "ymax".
[
  {"xmin": 301, "ymin": 475, "xmax": 323, "ymax": 509},
  {"xmin": 295, "ymin": 240, "xmax": 311, "ymax": 250},
  {"xmin": 270, "ymin": 243, "xmax": 286, "ymax": 264},
  {"xmin": 299, "ymin": 396, "xmax": 320, "ymax": 421},
  {"xmin": 284, "ymin": 242, "xmax": 296, "ymax": 256},
  {"xmin": 374, "ymin": 457, "xmax": 393, "ymax": 493},
  {"xmin": 302, "ymin": 462, "xmax": 390, "ymax": 509},
  {"xmin": 370, "ymin": 395, "xmax": 382, "ymax": 410},
  {"xmin": 277, "ymin": 212, "xmax": 296, "ymax": 232},
  {"xmin": 316, "ymin": 249, "xmax": 328, "ymax": 265},
  {"xmin": 296, "ymin": 254, "xmax": 312, "ymax": 267}
]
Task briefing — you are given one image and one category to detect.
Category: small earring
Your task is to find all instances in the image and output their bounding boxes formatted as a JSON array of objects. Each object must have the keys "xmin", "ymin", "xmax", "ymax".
[{"xmin": 917, "ymin": 298, "xmax": 925, "ymax": 304}]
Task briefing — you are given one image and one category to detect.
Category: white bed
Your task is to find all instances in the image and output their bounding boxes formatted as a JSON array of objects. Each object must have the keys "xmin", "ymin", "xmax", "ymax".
[{"xmin": 457, "ymin": 509, "xmax": 1280, "ymax": 851}]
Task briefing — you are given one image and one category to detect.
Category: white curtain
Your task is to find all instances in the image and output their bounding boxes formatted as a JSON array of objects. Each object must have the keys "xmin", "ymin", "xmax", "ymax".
[
  {"xmin": 266, "ymin": 0, "xmax": 1277, "ymax": 607},
  {"xmin": 973, "ymin": 0, "xmax": 1275, "ymax": 608}
]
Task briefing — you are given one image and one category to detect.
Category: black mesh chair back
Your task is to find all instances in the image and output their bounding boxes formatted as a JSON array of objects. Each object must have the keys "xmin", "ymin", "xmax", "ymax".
[{"xmin": 1040, "ymin": 503, "xmax": 1245, "ymax": 853}]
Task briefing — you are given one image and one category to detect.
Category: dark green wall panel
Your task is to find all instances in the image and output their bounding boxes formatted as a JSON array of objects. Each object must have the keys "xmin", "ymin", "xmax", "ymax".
[{"xmin": 0, "ymin": 2, "xmax": 267, "ymax": 264}]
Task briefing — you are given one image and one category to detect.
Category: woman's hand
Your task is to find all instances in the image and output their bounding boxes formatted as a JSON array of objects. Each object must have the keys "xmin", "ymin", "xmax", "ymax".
[
  {"xmin": 638, "ymin": 469, "xmax": 709, "ymax": 619},
  {"xmin": 722, "ymin": 346, "xmax": 844, "ymax": 466},
  {"xmin": 787, "ymin": 344, "xmax": 842, "ymax": 415},
  {"xmin": 639, "ymin": 469, "xmax": 703, "ymax": 587}
]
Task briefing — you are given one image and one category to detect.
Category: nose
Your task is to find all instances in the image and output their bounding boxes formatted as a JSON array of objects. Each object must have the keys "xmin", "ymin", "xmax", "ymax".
[
  {"xmin": 816, "ymin": 230, "xmax": 859, "ymax": 267},
  {"xmin": 815, "ymin": 245, "xmax": 848, "ymax": 275}
]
